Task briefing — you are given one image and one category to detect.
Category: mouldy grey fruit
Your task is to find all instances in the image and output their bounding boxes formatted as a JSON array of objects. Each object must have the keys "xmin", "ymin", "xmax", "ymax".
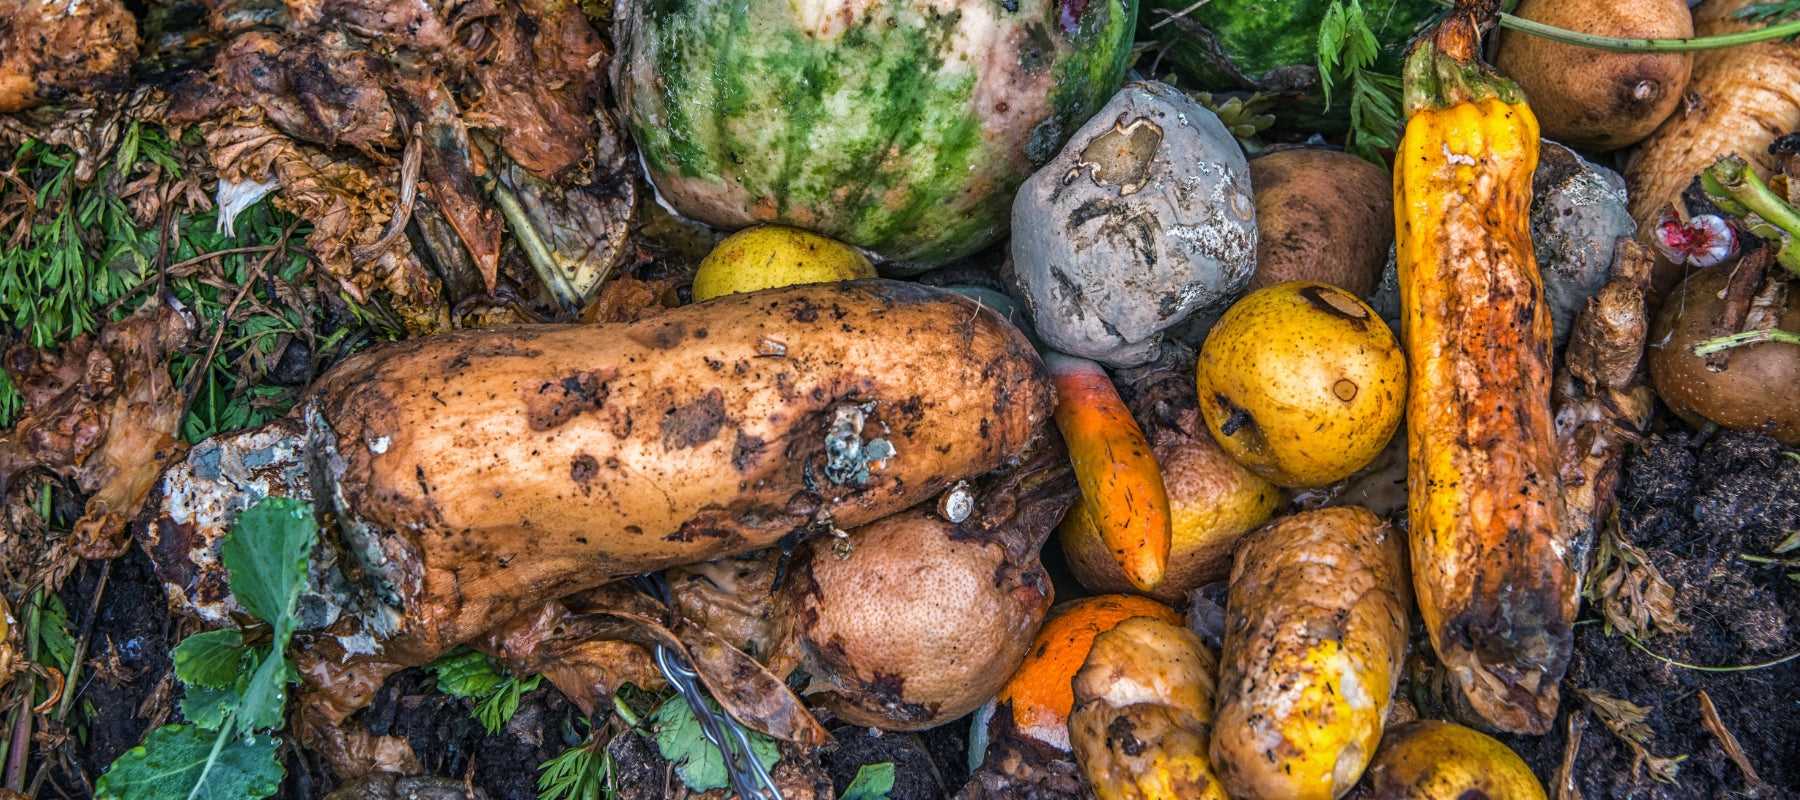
[
  {"xmin": 1368, "ymin": 141, "xmax": 1633, "ymax": 350},
  {"xmin": 1008, "ymin": 82, "xmax": 1257, "ymax": 368}
]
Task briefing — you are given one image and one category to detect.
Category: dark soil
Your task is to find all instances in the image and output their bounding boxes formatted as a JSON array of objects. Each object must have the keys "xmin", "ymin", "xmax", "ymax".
[
  {"xmin": 1493, "ymin": 429, "xmax": 1800, "ymax": 799},
  {"xmin": 38, "ymin": 546, "xmax": 178, "ymax": 799},
  {"xmin": 355, "ymin": 669, "xmax": 587, "ymax": 800}
]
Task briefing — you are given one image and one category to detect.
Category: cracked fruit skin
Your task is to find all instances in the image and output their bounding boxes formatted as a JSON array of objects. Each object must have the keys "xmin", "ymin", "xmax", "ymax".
[
  {"xmin": 1196, "ymin": 281, "xmax": 1406, "ymax": 488},
  {"xmin": 691, "ymin": 225, "xmax": 875, "ymax": 302},
  {"xmin": 616, "ymin": 0, "xmax": 1137, "ymax": 274}
]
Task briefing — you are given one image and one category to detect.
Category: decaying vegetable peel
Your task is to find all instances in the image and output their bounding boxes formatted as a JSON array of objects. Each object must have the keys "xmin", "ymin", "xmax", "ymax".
[
  {"xmin": 0, "ymin": 297, "xmax": 194, "ymax": 579},
  {"xmin": 0, "ymin": 0, "xmax": 139, "ymax": 114},
  {"xmin": 140, "ymin": 281, "xmax": 1054, "ymax": 683},
  {"xmin": 1069, "ymin": 617, "xmax": 1230, "ymax": 800},
  {"xmin": 156, "ymin": 0, "xmax": 636, "ymax": 329},
  {"xmin": 1395, "ymin": 0, "xmax": 1570, "ymax": 734}
]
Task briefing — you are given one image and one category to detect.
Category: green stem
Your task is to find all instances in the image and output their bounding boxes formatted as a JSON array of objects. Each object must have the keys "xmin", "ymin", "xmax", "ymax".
[
  {"xmin": 1709, "ymin": 156, "xmax": 1800, "ymax": 236},
  {"xmin": 489, "ymin": 180, "xmax": 581, "ymax": 314},
  {"xmin": 1691, "ymin": 327, "xmax": 1800, "ymax": 356},
  {"xmin": 1625, "ymin": 634, "xmax": 1800, "ymax": 672},
  {"xmin": 186, "ymin": 715, "xmax": 238, "ymax": 800},
  {"xmin": 1428, "ymin": 0, "xmax": 1800, "ymax": 51}
]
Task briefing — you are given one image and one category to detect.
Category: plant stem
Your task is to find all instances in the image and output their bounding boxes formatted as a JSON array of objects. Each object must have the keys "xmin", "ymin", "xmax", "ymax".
[
  {"xmin": 1427, "ymin": 0, "xmax": 1800, "ymax": 51},
  {"xmin": 1626, "ymin": 634, "xmax": 1800, "ymax": 671},
  {"xmin": 186, "ymin": 716, "xmax": 238, "ymax": 800},
  {"xmin": 1691, "ymin": 327, "xmax": 1800, "ymax": 356}
]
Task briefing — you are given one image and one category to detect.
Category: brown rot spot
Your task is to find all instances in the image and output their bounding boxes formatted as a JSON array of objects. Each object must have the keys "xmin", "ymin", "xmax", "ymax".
[
  {"xmin": 1217, "ymin": 395, "xmax": 1255, "ymax": 438},
  {"xmin": 1068, "ymin": 115, "xmax": 1163, "ymax": 196},
  {"xmin": 731, "ymin": 430, "xmax": 766, "ymax": 472},
  {"xmin": 521, "ymin": 368, "xmax": 617, "ymax": 430},
  {"xmin": 570, "ymin": 454, "xmax": 599, "ymax": 483},
  {"xmin": 1334, "ymin": 379, "xmax": 1359, "ymax": 402},
  {"xmin": 1108, "ymin": 714, "xmax": 1146, "ymax": 757},
  {"xmin": 1299, "ymin": 285, "xmax": 1370, "ymax": 325},
  {"xmin": 1455, "ymin": 791, "xmax": 1492, "ymax": 800},
  {"xmin": 628, "ymin": 320, "xmax": 687, "ymax": 350},
  {"xmin": 661, "ymin": 390, "xmax": 728, "ymax": 450}
]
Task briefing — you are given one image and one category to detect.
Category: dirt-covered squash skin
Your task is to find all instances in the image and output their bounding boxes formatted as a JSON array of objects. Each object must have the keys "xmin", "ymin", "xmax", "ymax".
[
  {"xmin": 1210, "ymin": 507, "xmax": 1410, "ymax": 800},
  {"xmin": 1394, "ymin": 1, "xmax": 1571, "ymax": 735},
  {"xmin": 614, "ymin": 0, "xmax": 1137, "ymax": 274},
  {"xmin": 296, "ymin": 280, "xmax": 1053, "ymax": 664}
]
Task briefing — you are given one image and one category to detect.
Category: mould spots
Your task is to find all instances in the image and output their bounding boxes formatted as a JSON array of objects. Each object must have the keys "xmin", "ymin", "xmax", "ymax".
[
  {"xmin": 521, "ymin": 368, "xmax": 616, "ymax": 430},
  {"xmin": 661, "ymin": 390, "xmax": 728, "ymax": 450},
  {"xmin": 571, "ymin": 453, "xmax": 599, "ymax": 483}
]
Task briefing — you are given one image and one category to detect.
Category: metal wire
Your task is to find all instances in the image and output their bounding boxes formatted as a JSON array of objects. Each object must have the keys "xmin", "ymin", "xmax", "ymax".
[{"xmin": 637, "ymin": 572, "xmax": 784, "ymax": 800}]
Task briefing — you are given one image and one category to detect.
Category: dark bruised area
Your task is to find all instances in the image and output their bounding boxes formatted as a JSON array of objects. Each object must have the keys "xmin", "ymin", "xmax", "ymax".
[
  {"xmin": 1298, "ymin": 283, "xmax": 1372, "ymax": 326},
  {"xmin": 1106, "ymin": 714, "xmax": 1145, "ymax": 757},
  {"xmin": 659, "ymin": 388, "xmax": 728, "ymax": 450},
  {"xmin": 522, "ymin": 368, "xmax": 615, "ymax": 431}
]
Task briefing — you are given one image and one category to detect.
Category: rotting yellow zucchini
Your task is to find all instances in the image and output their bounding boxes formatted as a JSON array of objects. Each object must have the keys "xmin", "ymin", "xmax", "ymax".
[
  {"xmin": 1069, "ymin": 617, "xmax": 1230, "ymax": 800},
  {"xmin": 142, "ymin": 280, "xmax": 1053, "ymax": 666},
  {"xmin": 1394, "ymin": 0, "xmax": 1572, "ymax": 734},
  {"xmin": 1209, "ymin": 507, "xmax": 1410, "ymax": 800}
]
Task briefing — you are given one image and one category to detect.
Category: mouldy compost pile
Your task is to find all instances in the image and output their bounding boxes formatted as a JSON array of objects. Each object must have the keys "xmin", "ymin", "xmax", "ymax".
[{"xmin": 2, "ymin": 0, "xmax": 1800, "ymax": 798}]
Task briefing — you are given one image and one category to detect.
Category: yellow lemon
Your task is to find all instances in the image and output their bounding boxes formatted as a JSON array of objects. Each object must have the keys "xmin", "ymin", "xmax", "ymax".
[{"xmin": 691, "ymin": 225, "xmax": 876, "ymax": 301}]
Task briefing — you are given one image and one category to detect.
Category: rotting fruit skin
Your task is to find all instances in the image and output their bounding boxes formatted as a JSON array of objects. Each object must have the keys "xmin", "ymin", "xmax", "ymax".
[
  {"xmin": 1197, "ymin": 281, "xmax": 1407, "ymax": 488},
  {"xmin": 1069, "ymin": 617, "xmax": 1231, "ymax": 800},
  {"xmin": 169, "ymin": 280, "xmax": 1054, "ymax": 666},
  {"xmin": 783, "ymin": 434, "xmax": 1074, "ymax": 731},
  {"xmin": 1209, "ymin": 507, "xmax": 1410, "ymax": 800},
  {"xmin": 1342, "ymin": 720, "xmax": 1547, "ymax": 800},
  {"xmin": 992, "ymin": 594, "xmax": 1185, "ymax": 752},
  {"xmin": 1395, "ymin": 3, "xmax": 1571, "ymax": 735}
]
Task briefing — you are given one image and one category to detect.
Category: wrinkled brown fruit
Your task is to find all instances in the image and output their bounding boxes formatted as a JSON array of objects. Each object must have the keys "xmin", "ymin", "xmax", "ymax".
[{"xmin": 785, "ymin": 434, "xmax": 1073, "ymax": 730}]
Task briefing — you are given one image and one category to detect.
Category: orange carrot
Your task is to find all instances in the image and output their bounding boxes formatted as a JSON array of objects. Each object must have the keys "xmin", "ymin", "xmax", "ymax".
[
  {"xmin": 1045, "ymin": 352, "xmax": 1172, "ymax": 592},
  {"xmin": 994, "ymin": 595, "xmax": 1185, "ymax": 750}
]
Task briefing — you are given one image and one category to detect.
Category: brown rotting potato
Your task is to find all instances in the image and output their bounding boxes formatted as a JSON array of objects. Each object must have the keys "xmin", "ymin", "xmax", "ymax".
[
  {"xmin": 1247, "ymin": 149, "xmax": 1393, "ymax": 297},
  {"xmin": 1648, "ymin": 266, "xmax": 1800, "ymax": 445},
  {"xmin": 782, "ymin": 436, "xmax": 1075, "ymax": 730},
  {"xmin": 1210, "ymin": 507, "xmax": 1411, "ymax": 800},
  {"xmin": 1495, "ymin": 0, "xmax": 1693, "ymax": 152}
]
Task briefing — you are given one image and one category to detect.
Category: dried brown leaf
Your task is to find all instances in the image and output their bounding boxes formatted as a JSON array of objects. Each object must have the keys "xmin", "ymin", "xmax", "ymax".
[
  {"xmin": 1576, "ymin": 687, "xmax": 1687, "ymax": 784},
  {"xmin": 1697, "ymin": 690, "xmax": 1766, "ymax": 789},
  {"xmin": 1584, "ymin": 523, "xmax": 1689, "ymax": 640}
]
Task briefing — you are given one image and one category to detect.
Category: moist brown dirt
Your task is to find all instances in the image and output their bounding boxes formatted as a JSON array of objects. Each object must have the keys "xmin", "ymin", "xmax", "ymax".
[{"xmin": 1489, "ymin": 428, "xmax": 1800, "ymax": 799}]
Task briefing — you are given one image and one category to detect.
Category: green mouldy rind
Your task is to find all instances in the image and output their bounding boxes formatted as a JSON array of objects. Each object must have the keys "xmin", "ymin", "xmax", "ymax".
[{"xmin": 617, "ymin": 0, "xmax": 1139, "ymax": 274}]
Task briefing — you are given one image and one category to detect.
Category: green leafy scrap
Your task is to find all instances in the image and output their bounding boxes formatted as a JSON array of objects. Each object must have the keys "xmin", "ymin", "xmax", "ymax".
[
  {"xmin": 841, "ymin": 762, "xmax": 897, "ymax": 800},
  {"xmin": 426, "ymin": 647, "xmax": 508, "ymax": 700},
  {"xmin": 537, "ymin": 740, "xmax": 610, "ymax": 800},
  {"xmin": 93, "ymin": 725, "xmax": 285, "ymax": 800},
  {"xmin": 99, "ymin": 498, "xmax": 318, "ymax": 800},
  {"xmin": 1740, "ymin": 0, "xmax": 1800, "ymax": 26},
  {"xmin": 172, "ymin": 630, "xmax": 247, "ymax": 689},
  {"xmin": 652, "ymin": 695, "xmax": 780, "ymax": 793},
  {"xmin": 37, "ymin": 593, "xmax": 76, "ymax": 673},
  {"xmin": 1318, "ymin": 0, "xmax": 1406, "ymax": 164},
  {"xmin": 474, "ymin": 674, "xmax": 543, "ymax": 735}
]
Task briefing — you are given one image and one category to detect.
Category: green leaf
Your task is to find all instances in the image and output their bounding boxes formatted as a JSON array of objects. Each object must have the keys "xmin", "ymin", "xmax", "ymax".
[
  {"xmin": 94, "ymin": 724, "xmax": 284, "ymax": 800},
  {"xmin": 426, "ymin": 648, "xmax": 507, "ymax": 700},
  {"xmin": 39, "ymin": 594, "xmax": 76, "ymax": 673},
  {"xmin": 172, "ymin": 630, "xmax": 247, "ymax": 689},
  {"xmin": 841, "ymin": 762, "xmax": 896, "ymax": 800},
  {"xmin": 179, "ymin": 684, "xmax": 241, "ymax": 731},
  {"xmin": 537, "ymin": 742, "xmax": 608, "ymax": 800},
  {"xmin": 474, "ymin": 674, "xmax": 542, "ymax": 735},
  {"xmin": 236, "ymin": 648, "xmax": 296, "ymax": 733},
  {"xmin": 220, "ymin": 497, "xmax": 317, "ymax": 631},
  {"xmin": 652, "ymin": 695, "xmax": 780, "ymax": 793}
]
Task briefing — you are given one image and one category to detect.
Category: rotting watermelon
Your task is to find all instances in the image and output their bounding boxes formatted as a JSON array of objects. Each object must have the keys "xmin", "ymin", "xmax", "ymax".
[{"xmin": 614, "ymin": 0, "xmax": 1138, "ymax": 275}]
